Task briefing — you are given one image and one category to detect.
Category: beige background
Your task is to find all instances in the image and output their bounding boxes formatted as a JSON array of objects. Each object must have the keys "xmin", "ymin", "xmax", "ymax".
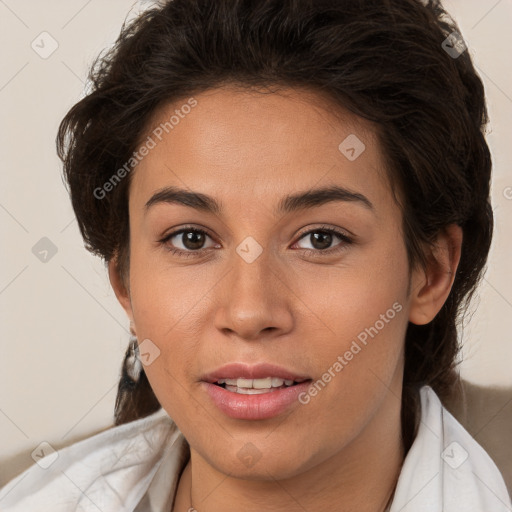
[{"xmin": 0, "ymin": 0, "xmax": 511, "ymax": 489}]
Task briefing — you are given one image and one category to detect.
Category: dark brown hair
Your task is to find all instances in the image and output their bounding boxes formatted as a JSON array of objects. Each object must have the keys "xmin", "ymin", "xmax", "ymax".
[{"xmin": 56, "ymin": 0, "xmax": 492, "ymax": 452}]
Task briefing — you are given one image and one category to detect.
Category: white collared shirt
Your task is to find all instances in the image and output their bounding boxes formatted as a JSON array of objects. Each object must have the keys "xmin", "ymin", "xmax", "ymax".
[{"xmin": 0, "ymin": 386, "xmax": 510, "ymax": 511}]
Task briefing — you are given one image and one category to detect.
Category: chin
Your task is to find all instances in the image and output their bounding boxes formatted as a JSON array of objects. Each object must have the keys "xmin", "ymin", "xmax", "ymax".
[{"xmin": 203, "ymin": 443, "xmax": 312, "ymax": 481}]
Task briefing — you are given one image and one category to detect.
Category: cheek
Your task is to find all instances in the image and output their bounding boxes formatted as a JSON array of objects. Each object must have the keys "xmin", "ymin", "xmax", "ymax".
[
  {"xmin": 129, "ymin": 246, "xmax": 213, "ymax": 337},
  {"xmin": 128, "ymin": 267, "xmax": 203, "ymax": 424},
  {"xmin": 297, "ymin": 239, "xmax": 409, "ymax": 350},
  {"xmin": 290, "ymin": 261, "xmax": 409, "ymax": 442},
  {"xmin": 126, "ymin": 251, "xmax": 218, "ymax": 409}
]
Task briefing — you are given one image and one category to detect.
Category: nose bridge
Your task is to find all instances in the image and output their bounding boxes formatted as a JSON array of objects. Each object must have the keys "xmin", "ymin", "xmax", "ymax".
[
  {"xmin": 214, "ymin": 237, "xmax": 293, "ymax": 339},
  {"xmin": 228, "ymin": 213, "xmax": 276, "ymax": 290},
  {"xmin": 230, "ymin": 238, "xmax": 277, "ymax": 308}
]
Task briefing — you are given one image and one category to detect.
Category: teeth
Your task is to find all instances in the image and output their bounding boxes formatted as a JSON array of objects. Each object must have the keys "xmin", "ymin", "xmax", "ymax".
[
  {"xmin": 272, "ymin": 377, "xmax": 284, "ymax": 387},
  {"xmin": 226, "ymin": 386, "xmax": 277, "ymax": 395},
  {"xmin": 216, "ymin": 377, "xmax": 296, "ymax": 389},
  {"xmin": 253, "ymin": 377, "xmax": 273, "ymax": 388}
]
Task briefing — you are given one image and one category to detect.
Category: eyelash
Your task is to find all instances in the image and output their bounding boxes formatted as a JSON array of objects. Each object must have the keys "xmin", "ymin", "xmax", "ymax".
[{"xmin": 158, "ymin": 224, "xmax": 353, "ymax": 259}]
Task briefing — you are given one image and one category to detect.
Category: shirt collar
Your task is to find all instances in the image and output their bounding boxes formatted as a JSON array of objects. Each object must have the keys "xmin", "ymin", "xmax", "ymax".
[{"xmin": 389, "ymin": 385, "xmax": 511, "ymax": 511}]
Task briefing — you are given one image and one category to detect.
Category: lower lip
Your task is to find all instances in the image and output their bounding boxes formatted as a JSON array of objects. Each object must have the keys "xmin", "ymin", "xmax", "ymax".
[{"xmin": 202, "ymin": 381, "xmax": 312, "ymax": 420}]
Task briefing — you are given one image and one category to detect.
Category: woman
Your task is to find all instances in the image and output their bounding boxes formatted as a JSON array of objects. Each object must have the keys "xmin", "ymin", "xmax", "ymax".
[{"xmin": 0, "ymin": 0, "xmax": 510, "ymax": 510}]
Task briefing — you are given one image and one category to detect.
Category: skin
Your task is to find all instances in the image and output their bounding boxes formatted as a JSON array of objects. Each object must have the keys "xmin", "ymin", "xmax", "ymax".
[{"xmin": 109, "ymin": 85, "xmax": 462, "ymax": 512}]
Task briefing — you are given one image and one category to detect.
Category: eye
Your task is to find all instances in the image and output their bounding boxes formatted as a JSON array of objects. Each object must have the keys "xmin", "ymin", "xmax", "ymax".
[
  {"xmin": 293, "ymin": 225, "xmax": 353, "ymax": 256},
  {"xmin": 159, "ymin": 227, "xmax": 218, "ymax": 258}
]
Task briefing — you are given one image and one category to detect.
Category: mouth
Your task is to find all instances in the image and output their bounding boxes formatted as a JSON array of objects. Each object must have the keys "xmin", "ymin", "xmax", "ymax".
[
  {"xmin": 213, "ymin": 377, "xmax": 310, "ymax": 395},
  {"xmin": 201, "ymin": 363, "xmax": 313, "ymax": 419}
]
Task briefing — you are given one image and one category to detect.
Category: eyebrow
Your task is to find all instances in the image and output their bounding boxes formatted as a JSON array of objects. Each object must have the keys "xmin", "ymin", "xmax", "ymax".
[{"xmin": 144, "ymin": 184, "xmax": 374, "ymax": 216}]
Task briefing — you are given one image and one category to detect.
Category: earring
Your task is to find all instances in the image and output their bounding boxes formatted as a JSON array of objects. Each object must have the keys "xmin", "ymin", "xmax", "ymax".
[{"xmin": 126, "ymin": 334, "xmax": 143, "ymax": 382}]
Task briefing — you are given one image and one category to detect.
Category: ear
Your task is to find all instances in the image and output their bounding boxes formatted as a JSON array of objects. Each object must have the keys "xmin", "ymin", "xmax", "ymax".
[
  {"xmin": 108, "ymin": 257, "xmax": 135, "ymax": 330},
  {"xmin": 408, "ymin": 224, "xmax": 463, "ymax": 325}
]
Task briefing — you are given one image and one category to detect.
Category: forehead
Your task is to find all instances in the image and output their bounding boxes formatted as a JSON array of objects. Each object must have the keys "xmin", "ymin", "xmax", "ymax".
[{"xmin": 129, "ymin": 85, "xmax": 393, "ymax": 217}]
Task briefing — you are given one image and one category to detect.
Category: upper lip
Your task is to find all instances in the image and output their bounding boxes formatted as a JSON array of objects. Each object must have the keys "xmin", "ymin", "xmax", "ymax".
[{"xmin": 202, "ymin": 363, "xmax": 311, "ymax": 383}]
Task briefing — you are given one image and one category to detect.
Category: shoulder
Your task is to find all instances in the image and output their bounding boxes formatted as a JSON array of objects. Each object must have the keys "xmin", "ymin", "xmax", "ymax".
[{"xmin": 0, "ymin": 408, "xmax": 182, "ymax": 512}]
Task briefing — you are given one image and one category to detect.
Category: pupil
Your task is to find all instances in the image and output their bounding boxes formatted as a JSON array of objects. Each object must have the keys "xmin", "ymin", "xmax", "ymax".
[
  {"xmin": 311, "ymin": 231, "xmax": 332, "ymax": 250},
  {"xmin": 184, "ymin": 231, "xmax": 204, "ymax": 250}
]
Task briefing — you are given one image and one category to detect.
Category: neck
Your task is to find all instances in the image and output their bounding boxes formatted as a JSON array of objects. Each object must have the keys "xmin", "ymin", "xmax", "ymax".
[{"xmin": 173, "ymin": 386, "xmax": 406, "ymax": 512}]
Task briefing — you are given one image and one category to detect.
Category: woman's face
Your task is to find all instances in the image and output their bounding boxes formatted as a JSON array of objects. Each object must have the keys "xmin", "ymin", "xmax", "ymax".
[{"xmin": 113, "ymin": 86, "xmax": 426, "ymax": 479}]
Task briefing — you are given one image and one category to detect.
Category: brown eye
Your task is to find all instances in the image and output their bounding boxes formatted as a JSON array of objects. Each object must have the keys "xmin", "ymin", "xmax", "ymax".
[
  {"xmin": 159, "ymin": 227, "xmax": 218, "ymax": 257},
  {"xmin": 295, "ymin": 227, "xmax": 352, "ymax": 255},
  {"xmin": 177, "ymin": 230, "xmax": 207, "ymax": 250},
  {"xmin": 307, "ymin": 231, "xmax": 335, "ymax": 250}
]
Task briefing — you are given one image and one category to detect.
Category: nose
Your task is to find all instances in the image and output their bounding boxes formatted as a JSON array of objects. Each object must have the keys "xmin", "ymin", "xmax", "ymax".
[{"xmin": 213, "ymin": 246, "xmax": 294, "ymax": 342}]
